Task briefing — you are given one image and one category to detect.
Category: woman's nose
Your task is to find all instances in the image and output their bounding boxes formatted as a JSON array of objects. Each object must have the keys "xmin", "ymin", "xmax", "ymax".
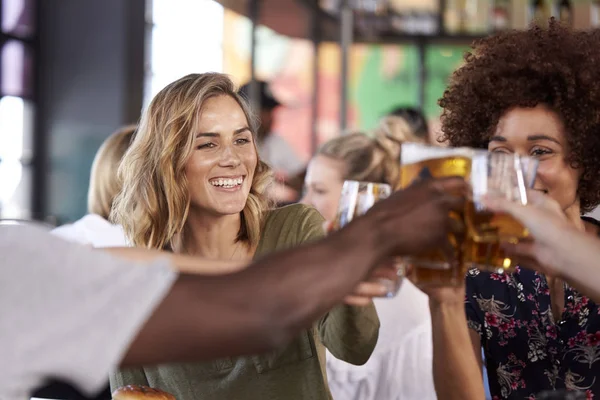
[{"xmin": 218, "ymin": 145, "xmax": 241, "ymax": 167}]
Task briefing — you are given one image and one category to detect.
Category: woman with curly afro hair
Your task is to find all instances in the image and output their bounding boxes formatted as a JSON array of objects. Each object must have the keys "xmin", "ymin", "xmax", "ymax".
[{"xmin": 427, "ymin": 19, "xmax": 600, "ymax": 399}]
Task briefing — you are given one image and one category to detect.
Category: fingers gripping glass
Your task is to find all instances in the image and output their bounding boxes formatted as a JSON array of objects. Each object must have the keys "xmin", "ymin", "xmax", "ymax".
[{"xmin": 332, "ymin": 181, "xmax": 401, "ymax": 297}]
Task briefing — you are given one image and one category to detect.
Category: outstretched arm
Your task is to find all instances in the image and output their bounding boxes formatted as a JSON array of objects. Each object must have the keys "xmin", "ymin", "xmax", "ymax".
[
  {"xmin": 102, "ymin": 247, "xmax": 246, "ymax": 275},
  {"xmin": 121, "ymin": 217, "xmax": 382, "ymax": 366},
  {"xmin": 123, "ymin": 177, "xmax": 468, "ymax": 366},
  {"xmin": 484, "ymin": 193, "xmax": 600, "ymax": 302}
]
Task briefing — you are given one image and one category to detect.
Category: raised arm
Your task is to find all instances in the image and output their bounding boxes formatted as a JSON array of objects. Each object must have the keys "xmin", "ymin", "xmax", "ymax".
[
  {"xmin": 484, "ymin": 192, "xmax": 600, "ymax": 303},
  {"xmin": 121, "ymin": 218, "xmax": 382, "ymax": 366},
  {"xmin": 122, "ymin": 177, "xmax": 468, "ymax": 367},
  {"xmin": 102, "ymin": 247, "xmax": 246, "ymax": 275},
  {"xmin": 428, "ymin": 292, "xmax": 485, "ymax": 400}
]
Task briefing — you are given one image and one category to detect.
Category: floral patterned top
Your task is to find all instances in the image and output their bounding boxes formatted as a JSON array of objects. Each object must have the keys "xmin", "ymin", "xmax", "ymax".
[{"xmin": 466, "ymin": 224, "xmax": 600, "ymax": 400}]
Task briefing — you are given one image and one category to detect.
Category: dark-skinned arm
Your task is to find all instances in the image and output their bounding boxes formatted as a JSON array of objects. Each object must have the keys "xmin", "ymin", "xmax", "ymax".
[
  {"xmin": 121, "ymin": 216, "xmax": 382, "ymax": 366},
  {"xmin": 121, "ymin": 177, "xmax": 468, "ymax": 367}
]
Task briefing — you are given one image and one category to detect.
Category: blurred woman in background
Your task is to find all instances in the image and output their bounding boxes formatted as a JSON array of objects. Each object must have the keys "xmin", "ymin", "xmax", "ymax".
[
  {"xmin": 302, "ymin": 127, "xmax": 437, "ymax": 400},
  {"xmin": 51, "ymin": 125, "xmax": 136, "ymax": 247},
  {"xmin": 109, "ymin": 72, "xmax": 379, "ymax": 400},
  {"xmin": 387, "ymin": 106, "xmax": 430, "ymax": 144}
]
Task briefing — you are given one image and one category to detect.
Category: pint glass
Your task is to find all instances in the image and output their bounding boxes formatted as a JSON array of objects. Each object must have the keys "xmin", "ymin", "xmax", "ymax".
[
  {"xmin": 465, "ymin": 151, "xmax": 538, "ymax": 274},
  {"xmin": 332, "ymin": 180, "xmax": 401, "ymax": 297},
  {"xmin": 399, "ymin": 143, "xmax": 473, "ymax": 287}
]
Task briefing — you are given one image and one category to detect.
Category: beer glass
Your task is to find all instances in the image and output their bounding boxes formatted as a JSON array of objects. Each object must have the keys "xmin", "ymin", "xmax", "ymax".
[
  {"xmin": 465, "ymin": 151, "xmax": 538, "ymax": 274},
  {"xmin": 399, "ymin": 143, "xmax": 474, "ymax": 288},
  {"xmin": 332, "ymin": 180, "xmax": 400, "ymax": 297}
]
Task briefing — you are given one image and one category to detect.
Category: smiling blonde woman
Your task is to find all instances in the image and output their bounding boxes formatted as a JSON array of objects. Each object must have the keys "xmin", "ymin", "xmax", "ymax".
[{"xmin": 109, "ymin": 73, "xmax": 379, "ymax": 400}]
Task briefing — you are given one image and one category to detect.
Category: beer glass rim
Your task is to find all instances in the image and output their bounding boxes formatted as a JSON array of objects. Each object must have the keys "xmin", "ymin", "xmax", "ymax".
[
  {"xmin": 342, "ymin": 179, "xmax": 392, "ymax": 189},
  {"xmin": 471, "ymin": 150, "xmax": 539, "ymax": 189},
  {"xmin": 400, "ymin": 143, "xmax": 475, "ymax": 165}
]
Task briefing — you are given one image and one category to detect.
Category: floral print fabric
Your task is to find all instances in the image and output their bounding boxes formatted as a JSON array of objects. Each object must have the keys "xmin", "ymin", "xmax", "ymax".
[{"xmin": 466, "ymin": 267, "xmax": 600, "ymax": 399}]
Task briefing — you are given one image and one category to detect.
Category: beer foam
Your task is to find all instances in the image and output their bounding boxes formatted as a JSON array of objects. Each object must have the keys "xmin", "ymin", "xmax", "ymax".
[{"xmin": 400, "ymin": 143, "xmax": 475, "ymax": 165}]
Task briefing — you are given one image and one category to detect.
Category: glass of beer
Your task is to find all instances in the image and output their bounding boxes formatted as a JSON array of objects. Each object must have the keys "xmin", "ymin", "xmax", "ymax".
[
  {"xmin": 332, "ymin": 180, "xmax": 401, "ymax": 297},
  {"xmin": 465, "ymin": 151, "xmax": 539, "ymax": 274},
  {"xmin": 399, "ymin": 143, "xmax": 474, "ymax": 288}
]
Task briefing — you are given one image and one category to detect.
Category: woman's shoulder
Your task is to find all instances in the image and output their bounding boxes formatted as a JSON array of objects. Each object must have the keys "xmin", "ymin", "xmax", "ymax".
[
  {"xmin": 51, "ymin": 214, "xmax": 128, "ymax": 248},
  {"xmin": 581, "ymin": 215, "xmax": 600, "ymax": 237},
  {"xmin": 264, "ymin": 203, "xmax": 323, "ymax": 225},
  {"xmin": 258, "ymin": 204, "xmax": 325, "ymax": 254}
]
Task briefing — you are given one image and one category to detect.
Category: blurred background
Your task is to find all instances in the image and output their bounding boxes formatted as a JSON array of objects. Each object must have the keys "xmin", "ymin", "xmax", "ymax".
[{"xmin": 1, "ymin": 0, "xmax": 599, "ymax": 225}]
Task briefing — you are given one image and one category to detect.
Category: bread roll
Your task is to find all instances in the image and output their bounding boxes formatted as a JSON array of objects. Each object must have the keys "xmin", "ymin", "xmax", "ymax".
[{"xmin": 112, "ymin": 385, "xmax": 176, "ymax": 400}]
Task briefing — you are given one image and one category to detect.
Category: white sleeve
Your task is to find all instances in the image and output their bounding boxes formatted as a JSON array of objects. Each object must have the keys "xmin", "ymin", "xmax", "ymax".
[
  {"xmin": 394, "ymin": 324, "xmax": 437, "ymax": 400},
  {"xmin": 0, "ymin": 225, "xmax": 177, "ymax": 400},
  {"xmin": 51, "ymin": 223, "xmax": 92, "ymax": 246}
]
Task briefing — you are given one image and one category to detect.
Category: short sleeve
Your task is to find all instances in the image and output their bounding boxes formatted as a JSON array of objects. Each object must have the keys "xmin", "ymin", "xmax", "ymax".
[
  {"xmin": 51, "ymin": 214, "xmax": 129, "ymax": 248},
  {"xmin": 465, "ymin": 270, "xmax": 484, "ymax": 337},
  {"xmin": 295, "ymin": 204, "xmax": 326, "ymax": 244},
  {"xmin": 0, "ymin": 225, "xmax": 177, "ymax": 400},
  {"xmin": 51, "ymin": 222, "xmax": 92, "ymax": 246}
]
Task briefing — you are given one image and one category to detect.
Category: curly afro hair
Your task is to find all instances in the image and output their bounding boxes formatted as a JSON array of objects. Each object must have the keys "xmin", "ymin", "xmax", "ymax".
[{"xmin": 439, "ymin": 19, "xmax": 600, "ymax": 213}]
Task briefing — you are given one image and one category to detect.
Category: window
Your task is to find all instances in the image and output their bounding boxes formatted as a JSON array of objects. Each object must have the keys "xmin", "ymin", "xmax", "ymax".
[
  {"xmin": 0, "ymin": 96, "xmax": 33, "ymax": 218},
  {"xmin": 1, "ymin": 39, "xmax": 34, "ymax": 98},
  {"xmin": 0, "ymin": 0, "xmax": 37, "ymax": 219},
  {"xmin": 145, "ymin": 0, "xmax": 224, "ymax": 106},
  {"xmin": 2, "ymin": 0, "xmax": 35, "ymax": 38}
]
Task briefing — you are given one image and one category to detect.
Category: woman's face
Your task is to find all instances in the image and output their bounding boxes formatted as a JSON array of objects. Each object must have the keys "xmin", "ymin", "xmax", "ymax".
[
  {"xmin": 185, "ymin": 95, "xmax": 258, "ymax": 217},
  {"xmin": 488, "ymin": 104, "xmax": 581, "ymax": 213},
  {"xmin": 300, "ymin": 154, "xmax": 346, "ymax": 221}
]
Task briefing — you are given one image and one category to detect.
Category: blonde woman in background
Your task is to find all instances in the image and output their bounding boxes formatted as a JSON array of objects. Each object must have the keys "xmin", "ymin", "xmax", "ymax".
[
  {"xmin": 109, "ymin": 72, "xmax": 379, "ymax": 400},
  {"xmin": 302, "ymin": 127, "xmax": 436, "ymax": 400},
  {"xmin": 51, "ymin": 125, "xmax": 136, "ymax": 247}
]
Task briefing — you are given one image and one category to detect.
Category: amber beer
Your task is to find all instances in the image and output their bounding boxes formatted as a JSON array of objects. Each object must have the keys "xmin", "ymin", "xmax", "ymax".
[
  {"xmin": 399, "ymin": 144, "xmax": 474, "ymax": 287},
  {"xmin": 464, "ymin": 151, "xmax": 536, "ymax": 274},
  {"xmin": 465, "ymin": 201, "xmax": 529, "ymax": 273}
]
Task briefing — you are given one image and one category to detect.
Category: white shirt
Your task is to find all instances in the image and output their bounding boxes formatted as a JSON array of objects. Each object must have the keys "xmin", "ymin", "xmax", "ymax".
[
  {"xmin": 51, "ymin": 214, "xmax": 128, "ymax": 248},
  {"xmin": 258, "ymin": 134, "xmax": 304, "ymax": 177},
  {"xmin": 326, "ymin": 281, "xmax": 436, "ymax": 400},
  {"xmin": 0, "ymin": 225, "xmax": 177, "ymax": 400}
]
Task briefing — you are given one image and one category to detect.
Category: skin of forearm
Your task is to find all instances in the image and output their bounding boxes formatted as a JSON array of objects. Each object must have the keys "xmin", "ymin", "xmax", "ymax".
[
  {"xmin": 122, "ymin": 217, "xmax": 385, "ymax": 367},
  {"xmin": 102, "ymin": 247, "xmax": 246, "ymax": 275},
  {"xmin": 430, "ymin": 301, "xmax": 485, "ymax": 400},
  {"xmin": 537, "ymin": 229, "xmax": 600, "ymax": 303}
]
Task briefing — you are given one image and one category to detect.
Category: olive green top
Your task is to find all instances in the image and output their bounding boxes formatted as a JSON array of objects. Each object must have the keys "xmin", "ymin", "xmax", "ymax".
[{"xmin": 109, "ymin": 204, "xmax": 380, "ymax": 400}]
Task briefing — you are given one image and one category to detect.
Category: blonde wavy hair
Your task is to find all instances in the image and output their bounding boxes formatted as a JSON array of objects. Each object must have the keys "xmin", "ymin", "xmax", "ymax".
[
  {"xmin": 373, "ymin": 115, "xmax": 427, "ymax": 161},
  {"xmin": 317, "ymin": 118, "xmax": 426, "ymax": 189},
  {"xmin": 316, "ymin": 132, "xmax": 401, "ymax": 188},
  {"xmin": 110, "ymin": 73, "xmax": 273, "ymax": 250},
  {"xmin": 87, "ymin": 125, "xmax": 136, "ymax": 219}
]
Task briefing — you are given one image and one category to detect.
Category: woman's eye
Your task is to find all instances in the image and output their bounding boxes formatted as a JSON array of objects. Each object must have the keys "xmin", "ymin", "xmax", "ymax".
[
  {"xmin": 490, "ymin": 148, "xmax": 512, "ymax": 154},
  {"xmin": 236, "ymin": 138, "xmax": 251, "ymax": 145},
  {"xmin": 314, "ymin": 188, "xmax": 328, "ymax": 195},
  {"xmin": 531, "ymin": 148, "xmax": 552, "ymax": 157},
  {"xmin": 197, "ymin": 142, "xmax": 216, "ymax": 149}
]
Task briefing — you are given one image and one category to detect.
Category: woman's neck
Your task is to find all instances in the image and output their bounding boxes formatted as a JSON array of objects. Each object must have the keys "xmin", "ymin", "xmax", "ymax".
[
  {"xmin": 564, "ymin": 200, "xmax": 586, "ymax": 232},
  {"xmin": 180, "ymin": 209, "xmax": 247, "ymax": 260}
]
